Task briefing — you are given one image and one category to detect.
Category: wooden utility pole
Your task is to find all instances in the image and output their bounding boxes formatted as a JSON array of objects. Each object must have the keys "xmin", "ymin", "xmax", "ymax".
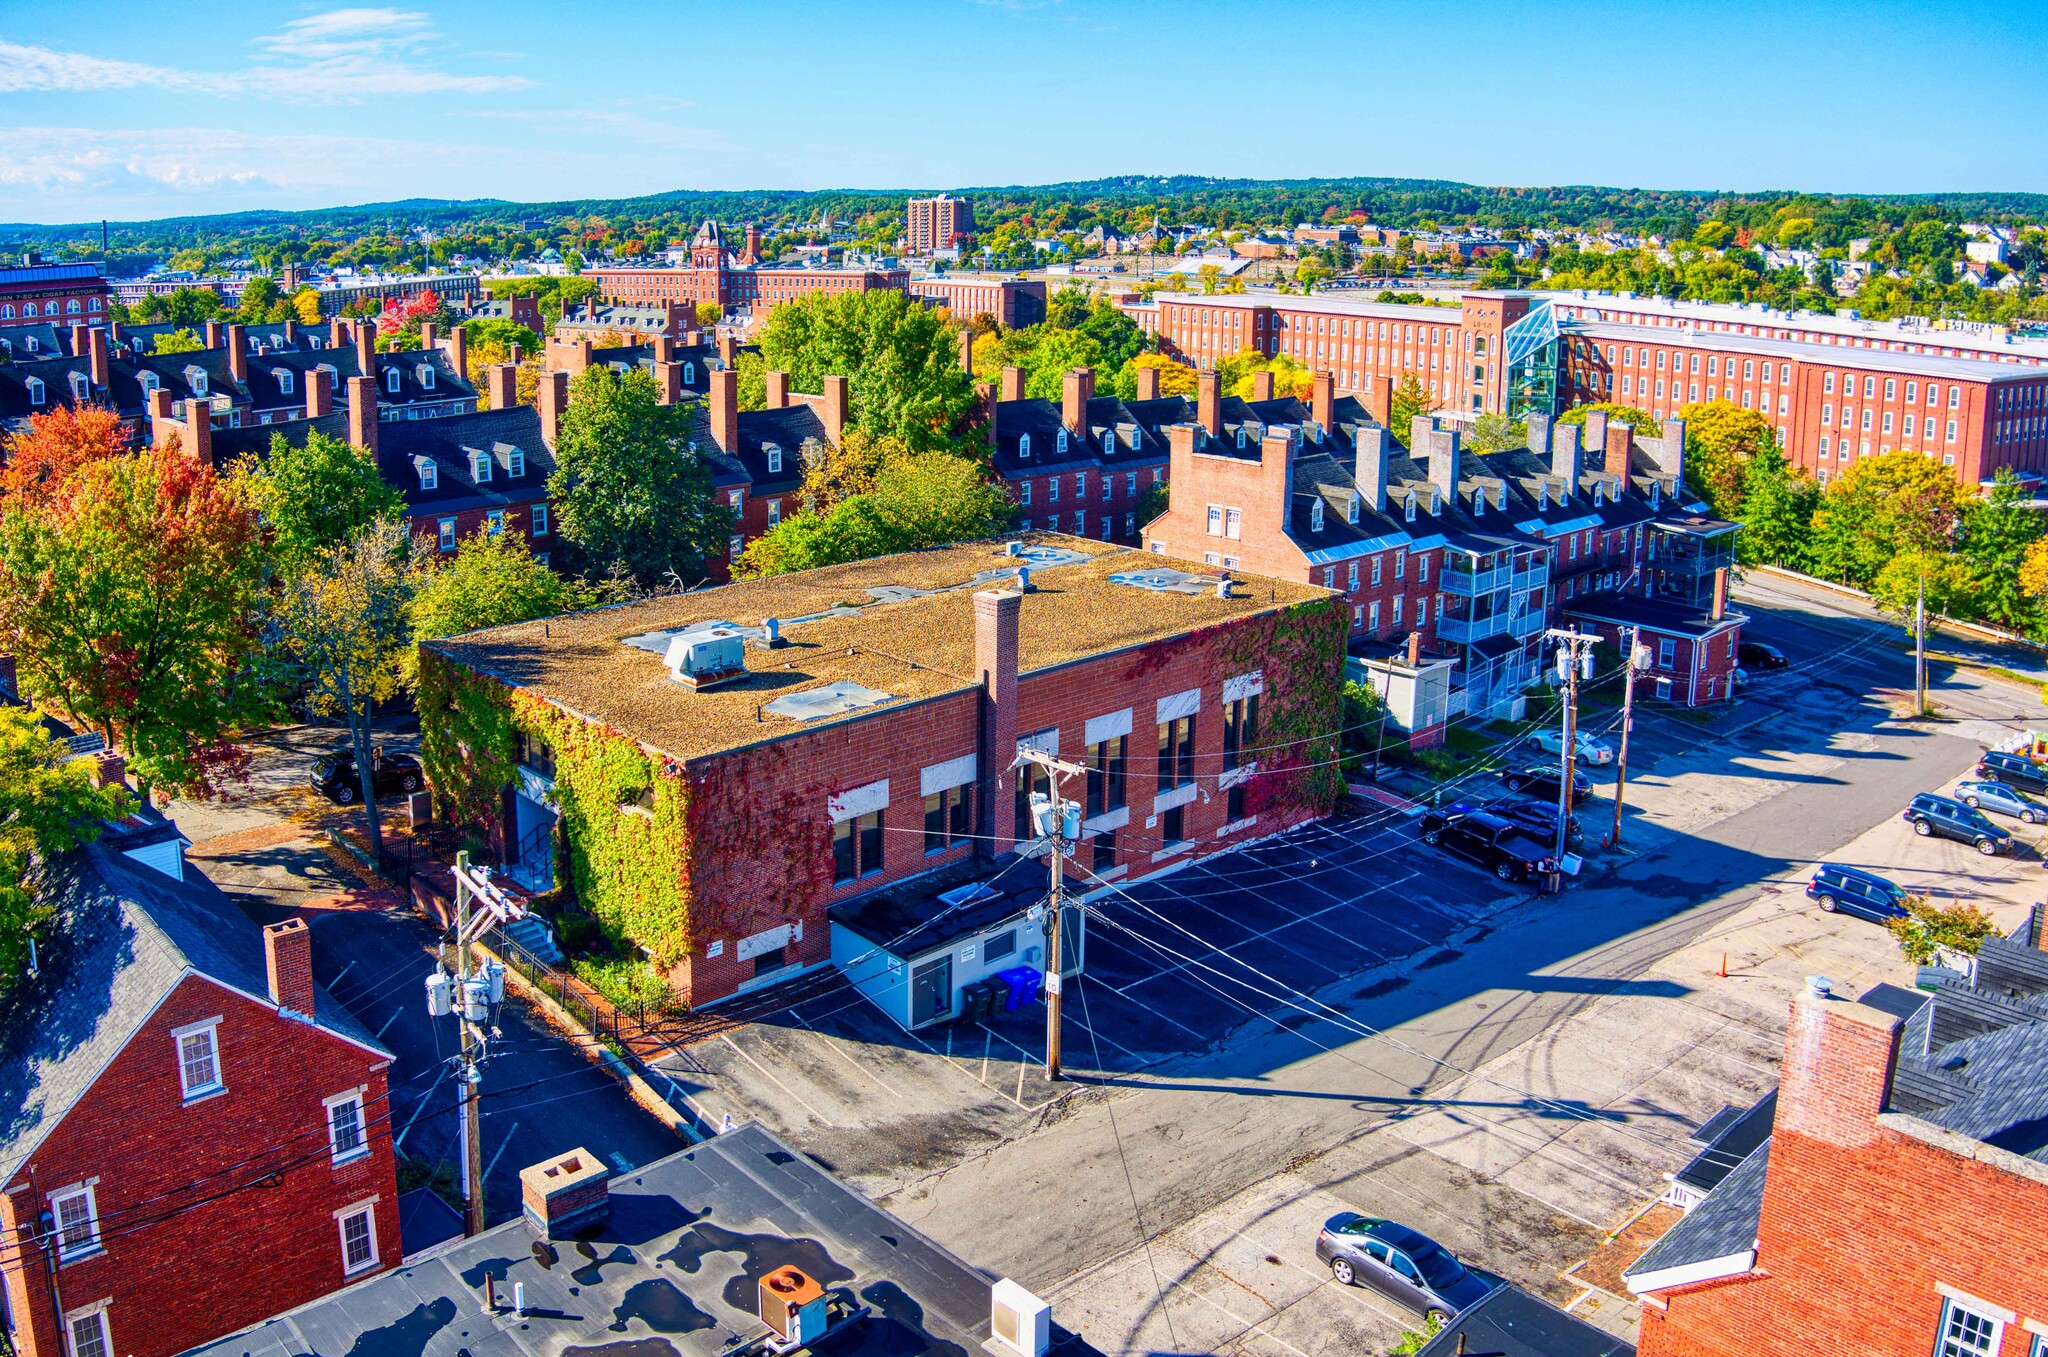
[
  {"xmin": 1915, "ymin": 570, "xmax": 1928, "ymax": 716},
  {"xmin": 1015, "ymin": 748, "xmax": 1084, "ymax": 1081},
  {"xmin": 1611, "ymin": 627, "xmax": 1645, "ymax": 847}
]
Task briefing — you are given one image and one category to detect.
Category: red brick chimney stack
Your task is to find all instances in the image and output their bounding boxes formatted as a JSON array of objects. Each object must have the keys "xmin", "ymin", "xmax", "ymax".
[
  {"xmin": 306, "ymin": 365, "xmax": 333, "ymax": 418},
  {"xmin": 974, "ymin": 588, "xmax": 1022, "ymax": 857},
  {"xmin": 821, "ymin": 374, "xmax": 849, "ymax": 445},
  {"xmin": 999, "ymin": 366, "xmax": 1024, "ymax": 402},
  {"xmin": 1605, "ymin": 421, "xmax": 1633, "ymax": 478},
  {"xmin": 446, "ymin": 324, "xmax": 467, "ymax": 379},
  {"xmin": 1134, "ymin": 365, "xmax": 1160, "ymax": 401},
  {"xmin": 183, "ymin": 400, "xmax": 213, "ymax": 468},
  {"xmin": 225, "ymin": 324, "xmax": 247, "ymax": 384},
  {"xmin": 764, "ymin": 370, "xmax": 789, "ymax": 410},
  {"xmin": 1364, "ymin": 375, "xmax": 1393, "ymax": 428},
  {"xmin": 204, "ymin": 319, "xmax": 223, "ymax": 349},
  {"xmin": 87, "ymin": 326, "xmax": 109, "ymax": 390},
  {"xmin": 959, "ymin": 328, "xmax": 975, "ymax": 378},
  {"xmin": 146, "ymin": 387, "xmax": 176, "ymax": 447},
  {"xmin": 68, "ymin": 322, "xmax": 88, "ymax": 361},
  {"xmin": 1197, "ymin": 369, "xmax": 1222, "ymax": 438},
  {"xmin": 1062, "ymin": 367, "xmax": 1094, "ymax": 438},
  {"xmin": 708, "ymin": 369, "xmax": 738, "ymax": 452},
  {"xmin": 1251, "ymin": 369, "xmax": 1274, "ymax": 402},
  {"xmin": 655, "ymin": 361, "xmax": 682, "ymax": 406},
  {"xmin": 486, "ymin": 363, "xmax": 517, "ymax": 410},
  {"xmin": 1712, "ymin": 567, "xmax": 1729, "ymax": 622},
  {"xmin": 1583, "ymin": 408, "xmax": 1610, "ymax": 456},
  {"xmin": 1312, "ymin": 370, "xmax": 1335, "ymax": 431},
  {"xmin": 355, "ymin": 321, "xmax": 377, "ymax": 383},
  {"xmin": 345, "ymin": 375, "xmax": 379, "ymax": 454},
  {"xmin": 716, "ymin": 331, "xmax": 738, "ymax": 367},
  {"xmin": 536, "ymin": 369, "xmax": 569, "ymax": 448},
  {"xmin": 330, "ymin": 317, "xmax": 351, "ymax": 349},
  {"xmin": 418, "ymin": 322, "xmax": 437, "ymax": 354},
  {"xmin": 651, "ymin": 335, "xmax": 676, "ymax": 364},
  {"xmin": 1773, "ymin": 983, "xmax": 1900, "ymax": 1150},
  {"xmin": 263, "ymin": 918, "xmax": 316, "ymax": 1019}
]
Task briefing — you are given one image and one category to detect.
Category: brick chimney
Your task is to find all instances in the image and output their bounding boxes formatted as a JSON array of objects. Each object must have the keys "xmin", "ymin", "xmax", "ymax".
[
  {"xmin": 1312, "ymin": 370, "xmax": 1334, "ymax": 432},
  {"xmin": 536, "ymin": 369, "xmax": 568, "ymax": 448},
  {"xmin": 183, "ymin": 401, "xmax": 213, "ymax": 468},
  {"xmin": 716, "ymin": 331, "xmax": 738, "ymax": 367},
  {"xmin": 263, "ymin": 917, "xmax": 315, "ymax": 1019},
  {"xmin": 88, "ymin": 326, "xmax": 109, "ymax": 390},
  {"xmin": 1262, "ymin": 428, "xmax": 1295, "ymax": 537},
  {"xmin": 282, "ymin": 317, "xmax": 298, "ymax": 344},
  {"xmin": 974, "ymin": 588, "xmax": 1022, "ymax": 857},
  {"xmin": 355, "ymin": 320, "xmax": 377, "ymax": 381},
  {"xmin": 1197, "ymin": 369, "xmax": 1221, "ymax": 437},
  {"xmin": 1773, "ymin": 984, "xmax": 1900, "ymax": 1151},
  {"xmin": 651, "ymin": 334, "xmax": 676, "ymax": 364},
  {"xmin": 1552, "ymin": 423, "xmax": 1582, "ymax": 498},
  {"xmin": 69, "ymin": 322, "xmax": 88, "ymax": 360},
  {"xmin": 446, "ymin": 324, "xmax": 467, "ymax": 380},
  {"xmin": 204, "ymin": 319, "xmax": 222, "ymax": 349},
  {"xmin": 306, "ymin": 365, "xmax": 333, "ymax": 418},
  {"xmin": 1605, "ymin": 421, "xmax": 1634, "ymax": 478},
  {"xmin": 1135, "ymin": 365, "xmax": 1160, "ymax": 401},
  {"xmin": 146, "ymin": 388, "xmax": 176, "ymax": 447},
  {"xmin": 419, "ymin": 321, "xmax": 438, "ymax": 353},
  {"xmin": 1582, "ymin": 408, "xmax": 1609, "ymax": 457},
  {"xmin": 821, "ymin": 374, "xmax": 850, "ymax": 445},
  {"xmin": 1406, "ymin": 631, "xmax": 1422, "ymax": 666},
  {"xmin": 346, "ymin": 375, "xmax": 378, "ymax": 455},
  {"xmin": 959, "ymin": 327, "xmax": 975, "ymax": 378},
  {"xmin": 329, "ymin": 317, "xmax": 350, "ymax": 349},
  {"xmin": 1652, "ymin": 416, "xmax": 1687, "ymax": 486},
  {"xmin": 1427, "ymin": 427, "xmax": 1462, "ymax": 503},
  {"xmin": 663, "ymin": 300, "xmax": 687, "ymax": 337},
  {"xmin": 521, "ymin": 1148, "xmax": 611, "ymax": 1241},
  {"xmin": 1524, "ymin": 411, "xmax": 1552, "ymax": 458},
  {"xmin": 486, "ymin": 363, "xmax": 518, "ymax": 410},
  {"xmin": 225, "ymin": 324, "xmax": 247, "ymax": 384},
  {"xmin": 764, "ymin": 369, "xmax": 789, "ymax": 409},
  {"xmin": 708, "ymin": 368, "xmax": 738, "ymax": 452},
  {"xmin": 655, "ymin": 361, "xmax": 683, "ymax": 405},
  {"xmin": 1062, "ymin": 367, "xmax": 1095, "ymax": 438},
  {"xmin": 1364, "ymin": 374, "xmax": 1393, "ymax": 428},
  {"xmin": 1354, "ymin": 425, "xmax": 1388, "ymax": 513},
  {"xmin": 999, "ymin": 366, "xmax": 1024, "ymax": 402},
  {"xmin": 1711, "ymin": 567, "xmax": 1728, "ymax": 622},
  {"xmin": 1251, "ymin": 369, "xmax": 1274, "ymax": 402}
]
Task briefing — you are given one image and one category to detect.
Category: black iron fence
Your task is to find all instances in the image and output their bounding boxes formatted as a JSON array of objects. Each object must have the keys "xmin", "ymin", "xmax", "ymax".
[{"xmin": 487, "ymin": 925, "xmax": 664, "ymax": 1045}]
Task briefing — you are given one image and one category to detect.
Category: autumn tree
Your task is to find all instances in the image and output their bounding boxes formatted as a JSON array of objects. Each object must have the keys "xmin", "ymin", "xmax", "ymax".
[
  {"xmin": 1678, "ymin": 399, "xmax": 1778, "ymax": 519},
  {"xmin": 0, "ymin": 445, "xmax": 269, "ymax": 797},
  {"xmin": 1557, "ymin": 403, "xmax": 1662, "ymax": 438},
  {"xmin": 151, "ymin": 328, "xmax": 207, "ymax": 356},
  {"xmin": 736, "ymin": 454, "xmax": 1015, "ymax": 578},
  {"xmin": 1389, "ymin": 375, "xmax": 1442, "ymax": 436},
  {"xmin": 234, "ymin": 430, "xmax": 404, "ymax": 575},
  {"xmin": 548, "ymin": 365, "xmax": 731, "ymax": 587},
  {"xmin": 1112, "ymin": 353, "xmax": 1197, "ymax": 400},
  {"xmin": 754, "ymin": 290, "xmax": 981, "ymax": 453},
  {"xmin": 1809, "ymin": 449, "xmax": 1967, "ymax": 587},
  {"xmin": 0, "ymin": 704, "xmax": 134, "ymax": 988},
  {"xmin": 0, "ymin": 405, "xmax": 132, "ymax": 509}
]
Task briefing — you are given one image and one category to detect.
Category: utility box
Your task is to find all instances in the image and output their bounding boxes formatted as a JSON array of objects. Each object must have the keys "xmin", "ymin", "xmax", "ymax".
[
  {"xmin": 991, "ymin": 1279, "xmax": 1050, "ymax": 1357},
  {"xmin": 759, "ymin": 1266, "xmax": 828, "ymax": 1345}
]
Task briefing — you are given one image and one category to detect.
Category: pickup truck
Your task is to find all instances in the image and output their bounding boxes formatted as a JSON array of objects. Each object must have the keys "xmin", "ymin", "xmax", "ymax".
[{"xmin": 1417, "ymin": 809, "xmax": 1557, "ymax": 882}]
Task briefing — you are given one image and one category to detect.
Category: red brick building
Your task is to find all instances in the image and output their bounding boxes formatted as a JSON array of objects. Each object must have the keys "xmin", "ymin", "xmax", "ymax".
[
  {"xmin": 0, "ymin": 260, "xmax": 111, "ymax": 330},
  {"xmin": 584, "ymin": 221, "xmax": 909, "ymax": 322},
  {"xmin": 988, "ymin": 364, "xmax": 1172, "ymax": 549},
  {"xmin": 416, "ymin": 537, "xmax": 1342, "ymax": 1012},
  {"xmin": 697, "ymin": 366, "xmax": 846, "ymax": 577},
  {"xmin": 910, "ymin": 273, "xmax": 1046, "ymax": 329},
  {"xmin": 1625, "ymin": 917, "xmax": 2048, "ymax": 1357},
  {"xmin": 0, "ymin": 843, "xmax": 397, "ymax": 1357},
  {"xmin": 906, "ymin": 194, "xmax": 975, "ymax": 254}
]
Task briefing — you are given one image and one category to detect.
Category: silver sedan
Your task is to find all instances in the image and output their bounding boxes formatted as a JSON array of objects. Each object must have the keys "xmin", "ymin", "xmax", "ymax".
[{"xmin": 1956, "ymin": 780, "xmax": 2048, "ymax": 825}]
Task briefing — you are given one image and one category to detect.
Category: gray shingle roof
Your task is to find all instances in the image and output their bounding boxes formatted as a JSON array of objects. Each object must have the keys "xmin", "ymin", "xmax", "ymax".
[
  {"xmin": 0, "ymin": 844, "xmax": 385, "ymax": 1187},
  {"xmin": 1416, "ymin": 1283, "xmax": 1635, "ymax": 1357},
  {"xmin": 1626, "ymin": 1139, "xmax": 1768, "ymax": 1285}
]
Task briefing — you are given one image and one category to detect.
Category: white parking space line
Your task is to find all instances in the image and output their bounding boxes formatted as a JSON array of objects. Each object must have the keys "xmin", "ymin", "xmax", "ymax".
[
  {"xmin": 481, "ymin": 1121, "xmax": 521, "ymax": 1181},
  {"xmin": 787, "ymin": 1009, "xmax": 911, "ymax": 1102},
  {"xmin": 718, "ymin": 1032, "xmax": 839, "ymax": 1126}
]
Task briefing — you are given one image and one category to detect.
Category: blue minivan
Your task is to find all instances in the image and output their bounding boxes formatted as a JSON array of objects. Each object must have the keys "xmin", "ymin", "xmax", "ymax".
[{"xmin": 1805, "ymin": 864, "xmax": 1910, "ymax": 923}]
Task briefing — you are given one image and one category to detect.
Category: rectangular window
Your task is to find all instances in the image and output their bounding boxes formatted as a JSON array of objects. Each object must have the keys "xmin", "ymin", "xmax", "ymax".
[
  {"xmin": 438, "ymin": 517, "xmax": 457, "ymax": 551},
  {"xmin": 486, "ymin": 509, "xmax": 505, "ymax": 536},
  {"xmin": 327, "ymin": 1092, "xmax": 368, "ymax": 1163},
  {"xmin": 1658, "ymin": 638, "xmax": 1676, "ymax": 668},
  {"xmin": 1935, "ymin": 1299, "xmax": 2003, "ymax": 1357},
  {"xmin": 1222, "ymin": 694, "xmax": 1259, "ymax": 772},
  {"xmin": 1091, "ymin": 829, "xmax": 1117, "ymax": 870},
  {"xmin": 1048, "ymin": 477, "xmax": 1059, "ymax": 502},
  {"xmin": 531, "ymin": 503, "xmax": 548, "ymax": 536},
  {"xmin": 339, "ymin": 1204, "xmax": 379, "ymax": 1275},
  {"xmin": 176, "ymin": 1021, "xmax": 222, "ymax": 1099},
  {"xmin": 923, "ymin": 787, "xmax": 971, "ymax": 855},
  {"xmin": 1226, "ymin": 783, "xmax": 1247, "ymax": 824},
  {"xmin": 52, "ymin": 1187, "xmax": 99, "ymax": 1260},
  {"xmin": 1371, "ymin": 556, "xmax": 1382, "ymax": 587},
  {"xmin": 1392, "ymin": 595, "xmax": 1403, "ymax": 625},
  {"xmin": 1086, "ymin": 736, "xmax": 1128, "ymax": 816},
  {"xmin": 1225, "ymin": 507, "xmax": 1242, "ymax": 539},
  {"xmin": 68, "ymin": 1311, "xmax": 110, "ymax": 1357},
  {"xmin": 1160, "ymin": 803, "xmax": 1185, "ymax": 845},
  {"xmin": 1156, "ymin": 716, "xmax": 1194, "ymax": 790}
]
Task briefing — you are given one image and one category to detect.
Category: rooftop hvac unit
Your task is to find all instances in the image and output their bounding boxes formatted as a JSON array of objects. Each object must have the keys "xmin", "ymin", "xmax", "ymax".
[
  {"xmin": 664, "ymin": 628, "xmax": 748, "ymax": 691},
  {"xmin": 990, "ymin": 1279, "xmax": 1050, "ymax": 1357},
  {"xmin": 759, "ymin": 1266, "xmax": 828, "ymax": 1346}
]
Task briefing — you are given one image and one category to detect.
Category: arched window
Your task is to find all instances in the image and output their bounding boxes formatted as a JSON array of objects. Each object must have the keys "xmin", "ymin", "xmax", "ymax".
[
  {"xmin": 683, "ymin": 362, "xmax": 696, "ymax": 384},
  {"xmin": 0, "ymin": 305, "xmax": 13, "ymax": 319},
  {"xmin": 22, "ymin": 303, "xmax": 37, "ymax": 317},
  {"xmin": 66, "ymin": 300, "xmax": 81, "ymax": 314}
]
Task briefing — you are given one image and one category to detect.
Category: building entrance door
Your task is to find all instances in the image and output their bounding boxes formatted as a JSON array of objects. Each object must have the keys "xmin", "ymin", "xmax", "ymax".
[{"xmin": 910, "ymin": 956, "xmax": 953, "ymax": 1027}]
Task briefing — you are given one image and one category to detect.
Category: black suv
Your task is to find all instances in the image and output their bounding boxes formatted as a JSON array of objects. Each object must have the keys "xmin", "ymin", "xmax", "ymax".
[
  {"xmin": 1901, "ymin": 793, "xmax": 2014, "ymax": 856},
  {"xmin": 1973, "ymin": 750, "xmax": 2048, "ymax": 794},
  {"xmin": 312, "ymin": 748, "xmax": 424, "ymax": 805},
  {"xmin": 1499, "ymin": 765, "xmax": 1594, "ymax": 806},
  {"xmin": 1805, "ymin": 864, "xmax": 1910, "ymax": 923},
  {"xmin": 1444, "ymin": 799, "xmax": 1581, "ymax": 846},
  {"xmin": 1418, "ymin": 809, "xmax": 1556, "ymax": 882}
]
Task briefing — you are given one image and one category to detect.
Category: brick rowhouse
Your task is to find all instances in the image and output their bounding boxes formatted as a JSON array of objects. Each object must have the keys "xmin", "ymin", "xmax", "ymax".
[
  {"xmin": 0, "ymin": 847, "xmax": 398, "ymax": 1357},
  {"xmin": 415, "ymin": 535, "xmax": 1344, "ymax": 1014}
]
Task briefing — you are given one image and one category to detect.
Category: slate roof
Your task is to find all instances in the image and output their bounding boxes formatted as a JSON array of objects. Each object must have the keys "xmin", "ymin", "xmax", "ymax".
[
  {"xmin": 0, "ymin": 324, "xmax": 68, "ymax": 358},
  {"xmin": 1415, "ymin": 1283, "xmax": 1635, "ymax": 1357},
  {"xmin": 0, "ymin": 354, "xmax": 96, "ymax": 425},
  {"xmin": 1626, "ymin": 1139, "xmax": 1770, "ymax": 1283},
  {"xmin": 696, "ymin": 404, "xmax": 829, "ymax": 494},
  {"xmin": 0, "ymin": 842, "xmax": 385, "ymax": 1187},
  {"xmin": 588, "ymin": 342, "xmax": 718, "ymax": 396},
  {"xmin": 1672, "ymin": 1090, "xmax": 1777, "ymax": 1197},
  {"xmin": 185, "ymin": 1122, "xmax": 1090, "ymax": 1357},
  {"xmin": 1885, "ymin": 925, "xmax": 2048, "ymax": 1160},
  {"xmin": 989, "ymin": 393, "xmax": 1172, "ymax": 478}
]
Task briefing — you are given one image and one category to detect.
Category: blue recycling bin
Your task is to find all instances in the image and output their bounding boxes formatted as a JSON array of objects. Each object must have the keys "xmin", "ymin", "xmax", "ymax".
[{"xmin": 999, "ymin": 966, "xmax": 1041, "ymax": 1008}]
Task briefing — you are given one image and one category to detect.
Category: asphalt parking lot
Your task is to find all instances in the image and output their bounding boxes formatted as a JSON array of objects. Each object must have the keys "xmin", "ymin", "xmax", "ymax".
[{"xmin": 654, "ymin": 808, "xmax": 1515, "ymax": 1195}]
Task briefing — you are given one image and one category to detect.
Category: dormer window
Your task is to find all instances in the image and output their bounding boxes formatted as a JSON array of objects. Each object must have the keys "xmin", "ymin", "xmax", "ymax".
[
  {"xmin": 1593, "ymin": 482, "xmax": 1605, "ymax": 506},
  {"xmin": 275, "ymin": 367, "xmax": 295, "ymax": 395},
  {"xmin": 766, "ymin": 444, "xmax": 783, "ymax": 474},
  {"xmin": 683, "ymin": 361, "xmax": 696, "ymax": 384},
  {"xmin": 1404, "ymin": 491, "xmax": 1417, "ymax": 523},
  {"xmin": 310, "ymin": 336, "xmax": 325, "ymax": 350},
  {"xmin": 416, "ymin": 363, "xmax": 435, "ymax": 391},
  {"xmin": 1650, "ymin": 482, "xmax": 1661, "ymax": 509},
  {"xmin": 139, "ymin": 371, "xmax": 159, "ymax": 396},
  {"xmin": 386, "ymin": 367, "xmax": 401, "ymax": 394},
  {"xmin": 1019, "ymin": 433, "xmax": 1031, "ymax": 460},
  {"xmin": 1472, "ymin": 488, "xmax": 1484, "ymax": 514},
  {"xmin": 1310, "ymin": 499, "xmax": 1325, "ymax": 532},
  {"xmin": 1236, "ymin": 427, "xmax": 1248, "ymax": 449},
  {"xmin": 1056, "ymin": 428, "xmax": 1068, "ymax": 454},
  {"xmin": 507, "ymin": 446, "xmax": 525, "ymax": 478},
  {"xmin": 25, "ymin": 376, "xmax": 45, "ymax": 406},
  {"xmin": 186, "ymin": 366, "xmax": 208, "ymax": 397},
  {"xmin": 470, "ymin": 449, "xmax": 491, "ymax": 483},
  {"xmin": 68, "ymin": 371, "xmax": 90, "ymax": 400},
  {"xmin": 1494, "ymin": 485, "xmax": 1507, "ymax": 512},
  {"xmin": 1538, "ymin": 485, "xmax": 1549, "ymax": 509},
  {"xmin": 418, "ymin": 458, "xmax": 438, "ymax": 490},
  {"xmin": 1347, "ymin": 493, "xmax": 1360, "ymax": 524}
]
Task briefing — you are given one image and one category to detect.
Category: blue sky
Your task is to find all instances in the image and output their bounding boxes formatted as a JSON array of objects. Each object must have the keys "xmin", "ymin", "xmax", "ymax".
[{"xmin": 3, "ymin": 0, "xmax": 2046, "ymax": 224}]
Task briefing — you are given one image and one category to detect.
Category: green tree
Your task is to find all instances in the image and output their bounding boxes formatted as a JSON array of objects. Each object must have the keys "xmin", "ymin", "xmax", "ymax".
[
  {"xmin": 1557, "ymin": 403, "xmax": 1662, "ymax": 438},
  {"xmin": 0, "ymin": 445, "xmax": 268, "ymax": 797},
  {"xmin": 1389, "ymin": 375, "xmax": 1441, "ymax": 435},
  {"xmin": 151, "ymin": 328, "xmax": 207, "ymax": 356},
  {"xmin": 459, "ymin": 317, "xmax": 541, "ymax": 360},
  {"xmin": 1733, "ymin": 443, "xmax": 1819, "ymax": 568},
  {"xmin": 234, "ymin": 431, "xmax": 405, "ymax": 575},
  {"xmin": 1463, "ymin": 413, "xmax": 1527, "ymax": 454},
  {"xmin": 237, "ymin": 275, "xmax": 282, "ymax": 320},
  {"xmin": 1679, "ymin": 400, "xmax": 1779, "ymax": 518},
  {"xmin": 736, "ymin": 454, "xmax": 1014, "ymax": 577},
  {"xmin": 1809, "ymin": 449, "xmax": 1966, "ymax": 587},
  {"xmin": 0, "ymin": 704, "xmax": 135, "ymax": 988},
  {"xmin": 1021, "ymin": 328, "xmax": 1103, "ymax": 400},
  {"xmin": 1135, "ymin": 478, "xmax": 1170, "ymax": 528},
  {"xmin": 754, "ymin": 290, "xmax": 982, "ymax": 453},
  {"xmin": 1957, "ymin": 470, "xmax": 2047, "ymax": 633},
  {"xmin": 272, "ymin": 518, "xmax": 413, "ymax": 857},
  {"xmin": 408, "ymin": 529, "xmax": 598, "ymax": 677},
  {"xmin": 548, "ymin": 365, "xmax": 731, "ymax": 587}
]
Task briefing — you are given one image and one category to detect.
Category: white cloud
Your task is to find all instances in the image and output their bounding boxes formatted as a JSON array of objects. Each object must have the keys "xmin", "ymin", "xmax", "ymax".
[{"xmin": 0, "ymin": 9, "xmax": 530, "ymax": 101}]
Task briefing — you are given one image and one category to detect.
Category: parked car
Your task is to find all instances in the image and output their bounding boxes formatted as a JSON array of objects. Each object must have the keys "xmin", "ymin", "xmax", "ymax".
[
  {"xmin": 1499, "ymin": 766, "xmax": 1594, "ymax": 806},
  {"xmin": 1739, "ymin": 642, "xmax": 1790, "ymax": 670},
  {"xmin": 1418, "ymin": 809, "xmax": 1556, "ymax": 882},
  {"xmin": 313, "ymin": 748, "xmax": 424, "ymax": 805},
  {"xmin": 1444, "ymin": 799, "xmax": 1582, "ymax": 846},
  {"xmin": 1805, "ymin": 863, "xmax": 1910, "ymax": 923},
  {"xmin": 1955, "ymin": 780, "xmax": 2048, "ymax": 825},
  {"xmin": 1973, "ymin": 750, "xmax": 2048, "ymax": 795},
  {"xmin": 1901, "ymin": 793, "xmax": 2014, "ymax": 856},
  {"xmin": 1531, "ymin": 728, "xmax": 1615, "ymax": 766},
  {"xmin": 1315, "ymin": 1213, "xmax": 1496, "ymax": 1320}
]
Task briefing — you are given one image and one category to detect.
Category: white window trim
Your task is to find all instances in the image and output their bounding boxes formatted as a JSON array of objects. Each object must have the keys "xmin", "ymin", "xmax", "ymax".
[
  {"xmin": 336, "ymin": 1198, "xmax": 381, "ymax": 1275},
  {"xmin": 325, "ymin": 1088, "xmax": 371, "ymax": 1165},
  {"xmin": 50, "ymin": 1181, "xmax": 102, "ymax": 1261},
  {"xmin": 172, "ymin": 1016, "xmax": 225, "ymax": 1101},
  {"xmin": 1936, "ymin": 1285, "xmax": 2015, "ymax": 1325},
  {"xmin": 64, "ymin": 1302, "xmax": 112, "ymax": 1357}
]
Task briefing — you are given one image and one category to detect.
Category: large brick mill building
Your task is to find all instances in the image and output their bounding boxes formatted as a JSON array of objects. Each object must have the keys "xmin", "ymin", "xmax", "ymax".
[
  {"xmin": 415, "ymin": 535, "xmax": 1343, "ymax": 1016},
  {"xmin": 583, "ymin": 221, "xmax": 909, "ymax": 322}
]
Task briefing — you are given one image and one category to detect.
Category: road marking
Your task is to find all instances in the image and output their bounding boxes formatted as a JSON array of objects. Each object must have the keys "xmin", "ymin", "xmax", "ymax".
[
  {"xmin": 482, "ymin": 1121, "xmax": 520, "ymax": 1181},
  {"xmin": 393, "ymin": 1089, "xmax": 436, "ymax": 1149},
  {"xmin": 718, "ymin": 1032, "xmax": 837, "ymax": 1125},
  {"xmin": 788, "ymin": 1010, "xmax": 909, "ymax": 1101}
]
